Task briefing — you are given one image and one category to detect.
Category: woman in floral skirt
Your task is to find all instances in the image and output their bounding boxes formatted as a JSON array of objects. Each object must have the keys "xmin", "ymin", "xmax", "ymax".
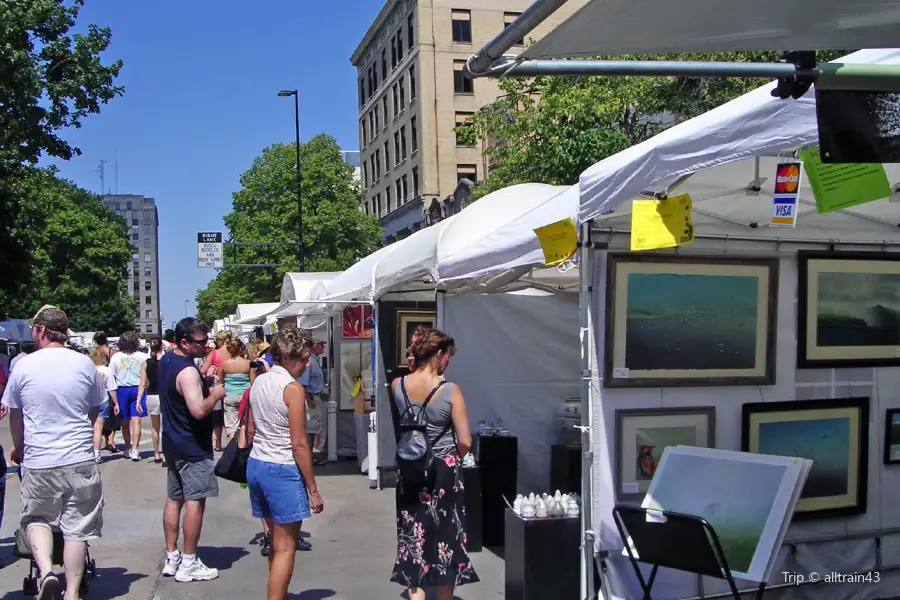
[{"xmin": 390, "ymin": 327, "xmax": 478, "ymax": 600}]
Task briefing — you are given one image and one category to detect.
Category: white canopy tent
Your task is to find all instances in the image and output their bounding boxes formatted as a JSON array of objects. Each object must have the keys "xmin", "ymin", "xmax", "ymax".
[{"xmin": 234, "ymin": 303, "xmax": 280, "ymax": 325}]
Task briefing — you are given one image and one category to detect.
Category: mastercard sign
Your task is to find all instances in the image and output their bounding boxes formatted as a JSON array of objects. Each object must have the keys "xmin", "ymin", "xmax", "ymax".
[{"xmin": 774, "ymin": 162, "xmax": 802, "ymax": 195}]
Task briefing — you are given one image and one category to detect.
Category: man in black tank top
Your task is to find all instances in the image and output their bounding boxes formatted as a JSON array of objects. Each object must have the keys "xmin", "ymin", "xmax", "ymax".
[{"xmin": 157, "ymin": 318, "xmax": 226, "ymax": 583}]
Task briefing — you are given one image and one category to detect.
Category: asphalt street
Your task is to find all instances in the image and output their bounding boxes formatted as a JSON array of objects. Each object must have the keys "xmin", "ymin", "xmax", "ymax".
[{"xmin": 0, "ymin": 422, "xmax": 505, "ymax": 599}]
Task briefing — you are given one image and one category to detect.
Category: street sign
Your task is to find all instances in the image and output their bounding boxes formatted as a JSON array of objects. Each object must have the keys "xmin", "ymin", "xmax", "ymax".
[{"xmin": 197, "ymin": 232, "xmax": 224, "ymax": 268}]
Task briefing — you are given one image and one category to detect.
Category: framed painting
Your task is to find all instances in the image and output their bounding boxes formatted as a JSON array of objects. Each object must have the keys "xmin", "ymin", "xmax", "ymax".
[
  {"xmin": 797, "ymin": 251, "xmax": 900, "ymax": 368},
  {"xmin": 884, "ymin": 408, "xmax": 900, "ymax": 465},
  {"xmin": 342, "ymin": 305, "xmax": 374, "ymax": 339},
  {"xmin": 604, "ymin": 255, "xmax": 778, "ymax": 387},
  {"xmin": 615, "ymin": 406, "xmax": 716, "ymax": 502},
  {"xmin": 395, "ymin": 309, "xmax": 436, "ymax": 368},
  {"xmin": 742, "ymin": 397, "xmax": 869, "ymax": 519}
]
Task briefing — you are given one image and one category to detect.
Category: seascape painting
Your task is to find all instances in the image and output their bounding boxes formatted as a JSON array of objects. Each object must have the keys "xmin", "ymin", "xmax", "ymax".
[
  {"xmin": 757, "ymin": 418, "xmax": 850, "ymax": 499},
  {"xmin": 815, "ymin": 271, "xmax": 900, "ymax": 347},
  {"xmin": 634, "ymin": 426, "xmax": 697, "ymax": 481},
  {"xmin": 884, "ymin": 409, "xmax": 900, "ymax": 464},
  {"xmin": 644, "ymin": 451, "xmax": 785, "ymax": 575}
]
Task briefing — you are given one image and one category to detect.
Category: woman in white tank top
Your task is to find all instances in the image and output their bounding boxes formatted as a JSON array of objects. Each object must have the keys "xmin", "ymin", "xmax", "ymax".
[{"xmin": 244, "ymin": 329, "xmax": 325, "ymax": 598}]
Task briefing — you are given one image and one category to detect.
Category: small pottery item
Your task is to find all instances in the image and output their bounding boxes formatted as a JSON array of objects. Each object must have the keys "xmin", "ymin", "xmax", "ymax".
[
  {"xmin": 550, "ymin": 498, "xmax": 565, "ymax": 518},
  {"xmin": 554, "ymin": 490, "xmax": 563, "ymax": 503},
  {"xmin": 513, "ymin": 494, "xmax": 523, "ymax": 515},
  {"xmin": 521, "ymin": 497, "xmax": 536, "ymax": 518},
  {"xmin": 528, "ymin": 492, "xmax": 536, "ymax": 504},
  {"xmin": 566, "ymin": 498, "xmax": 580, "ymax": 518},
  {"xmin": 535, "ymin": 497, "xmax": 549, "ymax": 518}
]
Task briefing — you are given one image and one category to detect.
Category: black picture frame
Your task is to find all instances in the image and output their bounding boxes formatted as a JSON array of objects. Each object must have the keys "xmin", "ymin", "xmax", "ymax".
[
  {"xmin": 884, "ymin": 408, "xmax": 900, "ymax": 465},
  {"xmin": 741, "ymin": 397, "xmax": 869, "ymax": 520},
  {"xmin": 797, "ymin": 250, "xmax": 900, "ymax": 369}
]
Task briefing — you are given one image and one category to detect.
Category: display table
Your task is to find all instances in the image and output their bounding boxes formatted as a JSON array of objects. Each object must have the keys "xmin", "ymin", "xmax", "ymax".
[
  {"xmin": 550, "ymin": 444, "xmax": 582, "ymax": 495},
  {"xmin": 476, "ymin": 435, "xmax": 518, "ymax": 548},
  {"xmin": 504, "ymin": 509, "xmax": 580, "ymax": 600},
  {"xmin": 461, "ymin": 466, "xmax": 483, "ymax": 553}
]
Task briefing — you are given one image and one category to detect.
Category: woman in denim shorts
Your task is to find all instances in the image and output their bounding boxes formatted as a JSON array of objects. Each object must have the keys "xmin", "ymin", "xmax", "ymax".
[{"xmin": 244, "ymin": 329, "xmax": 325, "ymax": 599}]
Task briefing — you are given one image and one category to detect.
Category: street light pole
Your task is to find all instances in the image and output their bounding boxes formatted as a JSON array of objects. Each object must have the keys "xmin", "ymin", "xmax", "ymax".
[{"xmin": 278, "ymin": 89, "xmax": 303, "ymax": 271}]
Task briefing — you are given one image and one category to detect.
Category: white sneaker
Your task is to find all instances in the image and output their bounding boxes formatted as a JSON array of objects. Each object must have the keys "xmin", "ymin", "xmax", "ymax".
[
  {"xmin": 162, "ymin": 553, "xmax": 181, "ymax": 577},
  {"xmin": 94, "ymin": 452, "xmax": 102, "ymax": 464},
  {"xmin": 174, "ymin": 557, "xmax": 218, "ymax": 582},
  {"xmin": 131, "ymin": 449, "xmax": 140, "ymax": 461}
]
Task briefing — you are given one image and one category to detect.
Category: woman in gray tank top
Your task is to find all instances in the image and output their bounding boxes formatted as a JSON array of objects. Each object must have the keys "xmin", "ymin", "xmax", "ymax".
[{"xmin": 390, "ymin": 327, "xmax": 479, "ymax": 598}]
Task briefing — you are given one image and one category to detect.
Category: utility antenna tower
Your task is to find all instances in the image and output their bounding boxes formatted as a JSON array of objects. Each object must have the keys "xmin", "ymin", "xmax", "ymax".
[{"xmin": 97, "ymin": 160, "xmax": 107, "ymax": 195}]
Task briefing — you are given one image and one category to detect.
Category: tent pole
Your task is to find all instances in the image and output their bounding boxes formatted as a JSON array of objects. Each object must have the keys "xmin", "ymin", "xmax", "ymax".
[{"xmin": 578, "ymin": 221, "xmax": 597, "ymax": 600}]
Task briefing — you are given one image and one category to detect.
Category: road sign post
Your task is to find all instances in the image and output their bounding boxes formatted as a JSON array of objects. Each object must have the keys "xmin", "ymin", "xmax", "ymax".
[{"xmin": 197, "ymin": 232, "xmax": 224, "ymax": 268}]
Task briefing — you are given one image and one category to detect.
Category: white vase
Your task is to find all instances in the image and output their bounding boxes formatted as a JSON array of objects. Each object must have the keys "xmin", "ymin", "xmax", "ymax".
[
  {"xmin": 521, "ymin": 499, "xmax": 536, "ymax": 518},
  {"xmin": 535, "ymin": 497, "xmax": 549, "ymax": 518}
]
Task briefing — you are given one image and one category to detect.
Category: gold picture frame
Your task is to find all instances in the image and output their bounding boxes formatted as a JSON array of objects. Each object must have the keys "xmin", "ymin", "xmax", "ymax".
[{"xmin": 395, "ymin": 309, "xmax": 436, "ymax": 368}]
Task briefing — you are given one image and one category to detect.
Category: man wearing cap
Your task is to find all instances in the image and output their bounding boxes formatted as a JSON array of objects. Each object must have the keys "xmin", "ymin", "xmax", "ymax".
[
  {"xmin": 2, "ymin": 305, "xmax": 106, "ymax": 600},
  {"xmin": 298, "ymin": 339, "xmax": 327, "ymax": 465}
]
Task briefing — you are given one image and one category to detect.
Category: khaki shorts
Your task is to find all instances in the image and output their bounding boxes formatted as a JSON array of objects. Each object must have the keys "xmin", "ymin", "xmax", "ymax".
[
  {"xmin": 307, "ymin": 395, "xmax": 324, "ymax": 435},
  {"xmin": 21, "ymin": 460, "xmax": 103, "ymax": 541},
  {"xmin": 223, "ymin": 394, "xmax": 242, "ymax": 438}
]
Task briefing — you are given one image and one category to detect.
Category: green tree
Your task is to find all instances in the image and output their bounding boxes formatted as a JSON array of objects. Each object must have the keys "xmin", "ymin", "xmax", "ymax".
[
  {"xmin": 0, "ymin": 0, "xmax": 124, "ymax": 304},
  {"xmin": 196, "ymin": 134, "xmax": 382, "ymax": 324},
  {"xmin": 0, "ymin": 168, "xmax": 136, "ymax": 332},
  {"xmin": 458, "ymin": 51, "xmax": 846, "ymax": 199}
]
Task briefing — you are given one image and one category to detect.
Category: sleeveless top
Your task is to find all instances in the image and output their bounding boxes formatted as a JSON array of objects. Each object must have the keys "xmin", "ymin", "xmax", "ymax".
[
  {"xmin": 146, "ymin": 356, "xmax": 159, "ymax": 395},
  {"xmin": 392, "ymin": 378, "xmax": 456, "ymax": 451},
  {"xmin": 249, "ymin": 365, "xmax": 298, "ymax": 465},
  {"xmin": 159, "ymin": 351, "xmax": 213, "ymax": 461},
  {"xmin": 224, "ymin": 372, "xmax": 251, "ymax": 396}
]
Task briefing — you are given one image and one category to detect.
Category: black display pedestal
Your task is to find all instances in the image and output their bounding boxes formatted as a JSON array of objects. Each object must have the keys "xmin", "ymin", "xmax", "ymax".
[
  {"xmin": 476, "ymin": 435, "xmax": 518, "ymax": 548},
  {"xmin": 462, "ymin": 466, "xmax": 483, "ymax": 553},
  {"xmin": 613, "ymin": 504, "xmax": 768, "ymax": 600},
  {"xmin": 550, "ymin": 444, "xmax": 581, "ymax": 495},
  {"xmin": 505, "ymin": 509, "xmax": 580, "ymax": 600}
]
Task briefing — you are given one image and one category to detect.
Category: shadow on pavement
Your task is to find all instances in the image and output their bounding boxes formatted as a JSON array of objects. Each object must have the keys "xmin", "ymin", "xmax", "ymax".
[
  {"xmin": 400, "ymin": 591, "xmax": 466, "ymax": 600},
  {"xmin": 288, "ymin": 589, "xmax": 337, "ymax": 599},
  {"xmin": 200, "ymin": 545, "xmax": 250, "ymax": 570},
  {"xmin": 84, "ymin": 566, "xmax": 148, "ymax": 600}
]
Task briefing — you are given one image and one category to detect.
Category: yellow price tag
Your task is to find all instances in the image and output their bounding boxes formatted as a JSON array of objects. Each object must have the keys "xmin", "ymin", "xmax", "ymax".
[
  {"xmin": 534, "ymin": 217, "xmax": 578, "ymax": 265},
  {"xmin": 631, "ymin": 194, "xmax": 695, "ymax": 251}
]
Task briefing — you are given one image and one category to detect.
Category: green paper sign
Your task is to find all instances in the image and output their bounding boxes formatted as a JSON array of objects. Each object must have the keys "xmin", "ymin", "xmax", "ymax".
[{"xmin": 799, "ymin": 147, "xmax": 892, "ymax": 214}]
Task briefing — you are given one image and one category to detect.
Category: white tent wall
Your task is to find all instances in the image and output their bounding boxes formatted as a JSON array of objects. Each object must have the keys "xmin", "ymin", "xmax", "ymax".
[
  {"xmin": 442, "ymin": 289, "xmax": 581, "ymax": 493},
  {"xmin": 588, "ymin": 239, "xmax": 900, "ymax": 600}
]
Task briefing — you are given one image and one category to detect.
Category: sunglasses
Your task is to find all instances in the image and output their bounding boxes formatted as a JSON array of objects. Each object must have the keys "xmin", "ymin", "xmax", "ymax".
[{"xmin": 190, "ymin": 337, "xmax": 209, "ymax": 346}]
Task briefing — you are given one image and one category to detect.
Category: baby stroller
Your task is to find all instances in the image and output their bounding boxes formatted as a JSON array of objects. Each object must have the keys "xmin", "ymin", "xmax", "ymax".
[{"xmin": 11, "ymin": 466, "xmax": 96, "ymax": 596}]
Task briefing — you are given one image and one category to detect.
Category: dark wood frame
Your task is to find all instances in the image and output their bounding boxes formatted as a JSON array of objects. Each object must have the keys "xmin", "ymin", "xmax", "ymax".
[
  {"xmin": 741, "ymin": 396, "xmax": 870, "ymax": 519},
  {"xmin": 884, "ymin": 408, "xmax": 900, "ymax": 465},
  {"xmin": 394, "ymin": 308, "xmax": 436, "ymax": 368},
  {"xmin": 614, "ymin": 406, "xmax": 717, "ymax": 502},
  {"xmin": 797, "ymin": 250, "xmax": 900, "ymax": 368},
  {"xmin": 604, "ymin": 254, "xmax": 779, "ymax": 388}
]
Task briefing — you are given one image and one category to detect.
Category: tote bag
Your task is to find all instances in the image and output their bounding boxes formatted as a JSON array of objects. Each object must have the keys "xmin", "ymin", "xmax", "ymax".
[{"xmin": 214, "ymin": 403, "xmax": 252, "ymax": 483}]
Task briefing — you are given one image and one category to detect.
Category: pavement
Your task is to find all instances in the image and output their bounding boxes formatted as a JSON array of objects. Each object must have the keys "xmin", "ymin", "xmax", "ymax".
[{"xmin": 0, "ymin": 422, "xmax": 505, "ymax": 600}]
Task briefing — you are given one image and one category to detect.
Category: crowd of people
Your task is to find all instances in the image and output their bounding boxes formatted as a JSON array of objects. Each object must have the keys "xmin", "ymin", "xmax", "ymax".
[{"xmin": 0, "ymin": 305, "xmax": 478, "ymax": 600}]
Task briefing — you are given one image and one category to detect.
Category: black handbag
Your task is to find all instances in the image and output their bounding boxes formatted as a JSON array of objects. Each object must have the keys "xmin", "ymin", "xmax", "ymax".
[{"xmin": 214, "ymin": 405, "xmax": 252, "ymax": 484}]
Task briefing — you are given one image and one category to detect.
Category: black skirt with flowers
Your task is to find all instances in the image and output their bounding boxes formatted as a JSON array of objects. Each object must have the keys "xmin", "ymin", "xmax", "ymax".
[{"xmin": 392, "ymin": 446, "xmax": 480, "ymax": 588}]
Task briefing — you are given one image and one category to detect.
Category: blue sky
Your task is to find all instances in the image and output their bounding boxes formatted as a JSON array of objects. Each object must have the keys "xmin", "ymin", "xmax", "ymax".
[{"xmin": 43, "ymin": 0, "xmax": 381, "ymax": 329}]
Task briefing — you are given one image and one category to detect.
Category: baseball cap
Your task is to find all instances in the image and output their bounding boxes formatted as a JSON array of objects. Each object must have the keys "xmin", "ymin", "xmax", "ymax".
[{"xmin": 26, "ymin": 304, "xmax": 62, "ymax": 327}]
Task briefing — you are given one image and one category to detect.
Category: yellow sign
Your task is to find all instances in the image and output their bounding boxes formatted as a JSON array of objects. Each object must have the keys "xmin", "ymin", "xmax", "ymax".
[
  {"xmin": 631, "ymin": 194, "xmax": 695, "ymax": 251},
  {"xmin": 534, "ymin": 218, "xmax": 578, "ymax": 265}
]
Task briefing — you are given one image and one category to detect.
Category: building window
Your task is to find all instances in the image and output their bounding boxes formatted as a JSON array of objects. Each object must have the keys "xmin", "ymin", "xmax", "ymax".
[
  {"xmin": 114, "ymin": 201, "xmax": 121, "ymax": 210},
  {"xmin": 145, "ymin": 295, "xmax": 152, "ymax": 305},
  {"xmin": 391, "ymin": 36, "xmax": 397, "ymax": 69},
  {"xmin": 145, "ymin": 267, "xmax": 151, "ymax": 277},
  {"xmin": 384, "ymin": 186, "xmax": 391, "ymax": 212},
  {"xmin": 503, "ymin": 12, "xmax": 525, "ymax": 45},
  {"xmin": 143, "ymin": 223, "xmax": 150, "ymax": 234},
  {"xmin": 146, "ymin": 309, "xmax": 153, "ymax": 319},
  {"xmin": 409, "ymin": 65, "xmax": 416, "ymax": 101},
  {"xmin": 370, "ymin": 155, "xmax": 377, "ymax": 185},
  {"xmin": 399, "ymin": 77, "xmax": 406, "ymax": 110},
  {"xmin": 455, "ymin": 111, "xmax": 475, "ymax": 146},
  {"xmin": 361, "ymin": 119, "xmax": 367, "ymax": 147},
  {"xmin": 375, "ymin": 149, "xmax": 382, "ymax": 178},
  {"xmin": 146, "ymin": 324, "xmax": 153, "ymax": 333},
  {"xmin": 133, "ymin": 281, "xmax": 140, "ymax": 293},
  {"xmin": 451, "ymin": 9, "xmax": 471, "ymax": 43},
  {"xmin": 381, "ymin": 97, "xmax": 389, "ymax": 129},
  {"xmin": 381, "ymin": 49, "xmax": 387, "ymax": 81},
  {"xmin": 374, "ymin": 109, "xmax": 380, "ymax": 132},
  {"xmin": 411, "ymin": 116, "xmax": 418, "ymax": 152},
  {"xmin": 453, "ymin": 60, "xmax": 473, "ymax": 94},
  {"xmin": 144, "ymin": 251, "xmax": 151, "ymax": 262},
  {"xmin": 408, "ymin": 13, "xmax": 415, "ymax": 48},
  {"xmin": 392, "ymin": 84, "xmax": 399, "ymax": 118},
  {"xmin": 132, "ymin": 224, "xmax": 138, "ymax": 234},
  {"xmin": 395, "ymin": 179, "xmax": 403, "ymax": 206},
  {"xmin": 402, "ymin": 173, "xmax": 409, "ymax": 201},
  {"xmin": 127, "ymin": 200, "xmax": 133, "ymax": 209},
  {"xmin": 145, "ymin": 280, "xmax": 151, "ymax": 290},
  {"xmin": 412, "ymin": 166, "xmax": 419, "ymax": 195},
  {"xmin": 359, "ymin": 78, "xmax": 365, "ymax": 106},
  {"xmin": 394, "ymin": 132, "xmax": 401, "ymax": 165},
  {"xmin": 132, "ymin": 253, "xmax": 139, "ymax": 262},
  {"xmin": 363, "ymin": 162, "xmax": 369, "ymax": 188},
  {"xmin": 400, "ymin": 126, "xmax": 408, "ymax": 160},
  {"xmin": 457, "ymin": 164, "xmax": 477, "ymax": 183},
  {"xmin": 143, "ymin": 238, "xmax": 150, "ymax": 248},
  {"xmin": 369, "ymin": 111, "xmax": 375, "ymax": 140},
  {"xmin": 397, "ymin": 26, "xmax": 404, "ymax": 61},
  {"xmin": 144, "ymin": 209, "xmax": 151, "ymax": 220},
  {"xmin": 383, "ymin": 140, "xmax": 391, "ymax": 171}
]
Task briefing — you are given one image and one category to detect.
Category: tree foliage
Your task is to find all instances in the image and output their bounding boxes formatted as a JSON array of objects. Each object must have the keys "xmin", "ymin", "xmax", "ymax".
[
  {"xmin": 0, "ymin": 168, "xmax": 136, "ymax": 332},
  {"xmin": 458, "ymin": 51, "xmax": 847, "ymax": 199},
  {"xmin": 0, "ymin": 0, "xmax": 124, "ymax": 301},
  {"xmin": 195, "ymin": 134, "xmax": 383, "ymax": 324}
]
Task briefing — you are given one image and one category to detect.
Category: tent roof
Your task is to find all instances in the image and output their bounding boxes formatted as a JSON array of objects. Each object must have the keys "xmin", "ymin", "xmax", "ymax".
[
  {"xmin": 523, "ymin": 0, "xmax": 900, "ymax": 58},
  {"xmin": 578, "ymin": 48, "xmax": 900, "ymax": 223},
  {"xmin": 234, "ymin": 303, "xmax": 281, "ymax": 325},
  {"xmin": 280, "ymin": 272, "xmax": 340, "ymax": 303}
]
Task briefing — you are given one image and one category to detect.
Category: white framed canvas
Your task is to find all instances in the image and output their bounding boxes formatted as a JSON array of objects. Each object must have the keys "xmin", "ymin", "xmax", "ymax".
[{"xmin": 642, "ymin": 446, "xmax": 810, "ymax": 583}]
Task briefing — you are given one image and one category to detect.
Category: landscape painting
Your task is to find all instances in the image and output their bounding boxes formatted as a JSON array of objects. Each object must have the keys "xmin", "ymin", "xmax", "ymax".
[
  {"xmin": 742, "ymin": 397, "xmax": 869, "ymax": 518},
  {"xmin": 883, "ymin": 408, "xmax": 900, "ymax": 464},
  {"xmin": 605, "ymin": 256, "xmax": 777, "ymax": 387},
  {"xmin": 616, "ymin": 407, "xmax": 715, "ymax": 501},
  {"xmin": 643, "ymin": 446, "xmax": 806, "ymax": 583},
  {"xmin": 395, "ymin": 309, "xmax": 436, "ymax": 368},
  {"xmin": 798, "ymin": 251, "xmax": 900, "ymax": 367}
]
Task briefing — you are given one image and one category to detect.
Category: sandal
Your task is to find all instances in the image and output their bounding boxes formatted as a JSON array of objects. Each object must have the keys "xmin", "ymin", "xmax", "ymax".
[{"xmin": 37, "ymin": 572, "xmax": 61, "ymax": 600}]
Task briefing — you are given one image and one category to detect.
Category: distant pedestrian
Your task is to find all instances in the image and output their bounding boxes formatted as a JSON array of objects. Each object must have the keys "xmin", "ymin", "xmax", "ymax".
[
  {"xmin": 107, "ymin": 331, "xmax": 150, "ymax": 461},
  {"xmin": 138, "ymin": 337, "xmax": 165, "ymax": 465},
  {"xmin": 298, "ymin": 339, "xmax": 327, "ymax": 465},
  {"xmin": 2, "ymin": 305, "xmax": 106, "ymax": 600},
  {"xmin": 90, "ymin": 347, "xmax": 119, "ymax": 463},
  {"xmin": 158, "ymin": 317, "xmax": 226, "ymax": 583}
]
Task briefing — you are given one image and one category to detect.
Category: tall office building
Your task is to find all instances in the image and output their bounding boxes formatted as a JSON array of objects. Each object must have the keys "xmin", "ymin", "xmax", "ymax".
[
  {"xmin": 341, "ymin": 150, "xmax": 362, "ymax": 182},
  {"xmin": 351, "ymin": 0, "xmax": 585, "ymax": 242},
  {"xmin": 102, "ymin": 194, "xmax": 162, "ymax": 336}
]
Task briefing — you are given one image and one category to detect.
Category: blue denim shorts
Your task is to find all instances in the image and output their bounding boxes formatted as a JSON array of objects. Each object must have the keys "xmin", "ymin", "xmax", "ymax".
[
  {"xmin": 247, "ymin": 457, "xmax": 311, "ymax": 524},
  {"xmin": 97, "ymin": 401, "xmax": 111, "ymax": 419}
]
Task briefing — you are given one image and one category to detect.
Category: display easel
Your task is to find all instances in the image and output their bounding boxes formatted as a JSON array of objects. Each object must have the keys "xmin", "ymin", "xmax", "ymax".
[{"xmin": 613, "ymin": 505, "xmax": 767, "ymax": 600}]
